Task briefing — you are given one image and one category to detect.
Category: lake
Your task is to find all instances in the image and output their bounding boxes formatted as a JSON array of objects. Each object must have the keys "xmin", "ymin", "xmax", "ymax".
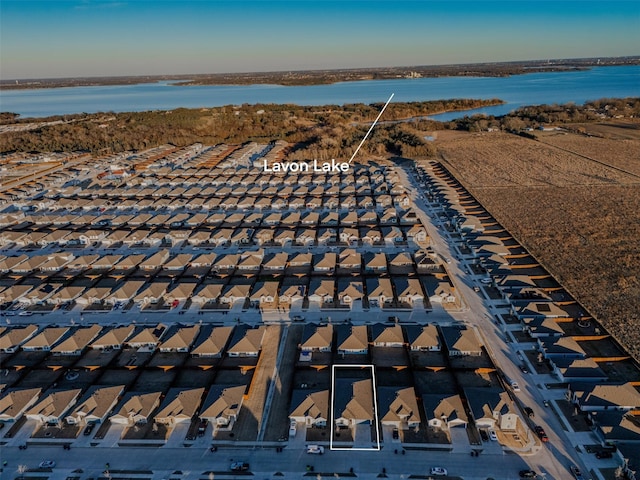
[{"xmin": 1, "ymin": 66, "xmax": 638, "ymax": 119}]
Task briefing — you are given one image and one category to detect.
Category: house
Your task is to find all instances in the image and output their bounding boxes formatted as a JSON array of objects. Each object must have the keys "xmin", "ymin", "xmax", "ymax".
[
  {"xmin": 440, "ymin": 326, "xmax": 483, "ymax": 357},
  {"xmin": 134, "ymin": 282, "xmax": 170, "ymax": 306},
  {"xmin": 336, "ymin": 325, "xmax": 368, "ymax": 355},
  {"xmin": 26, "ymin": 389, "xmax": 82, "ymax": 426},
  {"xmin": 227, "ymin": 325, "xmax": 266, "ymax": 357},
  {"xmin": 337, "ymin": 279, "xmax": 363, "ymax": 309},
  {"xmin": 334, "ymin": 379, "xmax": 374, "ymax": 427},
  {"xmin": 551, "ymin": 358, "xmax": 608, "ymax": 382},
  {"xmin": 0, "ymin": 388, "xmax": 42, "ymax": 422},
  {"xmin": 191, "ymin": 283, "xmax": 224, "ymax": 307},
  {"xmin": 199, "ymin": 385, "xmax": 246, "ymax": 431},
  {"xmin": 464, "ymin": 387, "xmax": 514, "ymax": 430},
  {"xmin": 250, "ymin": 281, "xmax": 279, "ymax": 309},
  {"xmin": 308, "ymin": 279, "xmax": 335, "ymax": 309},
  {"xmin": 278, "ymin": 281, "xmax": 306, "ymax": 310},
  {"xmin": 513, "ymin": 302, "xmax": 572, "ymax": 320},
  {"xmin": 363, "ymin": 252, "xmax": 388, "ymax": 273},
  {"xmin": 261, "ymin": 253, "xmax": 288, "ymax": 273},
  {"xmin": 110, "ymin": 392, "xmax": 162, "ymax": 426},
  {"xmin": 164, "ymin": 282, "xmax": 198, "ymax": 303},
  {"xmin": 154, "ymin": 388, "xmax": 205, "ymax": 426},
  {"xmin": 289, "ymin": 389, "xmax": 329, "ymax": 428},
  {"xmin": 388, "ymin": 252, "xmax": 414, "ymax": 274},
  {"xmin": 370, "ymin": 324, "xmax": 404, "ymax": 347},
  {"xmin": 220, "ymin": 283, "xmax": 251, "ymax": 306},
  {"xmin": 139, "ymin": 249, "xmax": 170, "ymax": 270},
  {"xmin": 313, "ymin": 252, "xmax": 337, "ymax": 273},
  {"xmin": 379, "ymin": 386, "xmax": 421, "ymax": 429},
  {"xmin": 191, "ymin": 326, "xmax": 234, "ymax": 357},
  {"xmin": 159, "ymin": 325, "xmax": 200, "ymax": 352},
  {"xmin": 523, "ymin": 317, "xmax": 565, "ymax": 337},
  {"xmin": 0, "ymin": 325, "xmax": 39, "ymax": 353},
  {"xmin": 366, "ymin": 277, "xmax": 394, "ymax": 309},
  {"xmin": 588, "ymin": 411, "xmax": 640, "ymax": 443},
  {"xmin": 52, "ymin": 325, "xmax": 102, "ymax": 355},
  {"xmin": 405, "ymin": 325, "xmax": 441, "ymax": 352},
  {"xmin": 65, "ymin": 385, "xmax": 125, "ymax": 426},
  {"xmin": 76, "ymin": 287, "xmax": 112, "ymax": 306},
  {"xmin": 338, "ymin": 249, "xmax": 361, "ymax": 272},
  {"xmin": 21, "ymin": 327, "xmax": 69, "ymax": 352},
  {"xmin": 125, "ymin": 324, "xmax": 167, "ymax": 350},
  {"xmin": 568, "ymin": 382, "xmax": 640, "ymax": 412},
  {"xmin": 300, "ymin": 323, "xmax": 333, "ymax": 352},
  {"xmin": 423, "ymin": 394, "xmax": 468, "ymax": 429},
  {"xmin": 91, "ymin": 325, "xmax": 135, "ymax": 350},
  {"xmin": 538, "ymin": 336, "xmax": 586, "ymax": 360},
  {"xmin": 393, "ymin": 277, "xmax": 424, "ymax": 308}
]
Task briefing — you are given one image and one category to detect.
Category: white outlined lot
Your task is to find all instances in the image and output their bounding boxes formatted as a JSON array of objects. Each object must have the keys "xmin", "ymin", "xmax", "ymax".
[{"xmin": 329, "ymin": 364, "xmax": 381, "ymax": 451}]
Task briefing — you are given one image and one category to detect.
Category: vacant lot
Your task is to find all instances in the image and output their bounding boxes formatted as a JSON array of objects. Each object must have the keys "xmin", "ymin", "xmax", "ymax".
[{"xmin": 435, "ymin": 125, "xmax": 640, "ymax": 361}]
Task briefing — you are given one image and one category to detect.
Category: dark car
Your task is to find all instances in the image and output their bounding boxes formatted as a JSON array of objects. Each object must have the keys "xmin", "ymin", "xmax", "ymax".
[
  {"xmin": 570, "ymin": 465, "xmax": 585, "ymax": 480},
  {"xmin": 480, "ymin": 429, "xmax": 489, "ymax": 441},
  {"xmin": 524, "ymin": 407, "xmax": 535, "ymax": 418},
  {"xmin": 392, "ymin": 428, "xmax": 399, "ymax": 439},
  {"xmin": 83, "ymin": 423, "xmax": 96, "ymax": 436},
  {"xmin": 519, "ymin": 364, "xmax": 529, "ymax": 374},
  {"xmin": 519, "ymin": 470, "xmax": 537, "ymax": 478},
  {"xmin": 230, "ymin": 462, "xmax": 250, "ymax": 472},
  {"xmin": 595, "ymin": 451, "xmax": 613, "ymax": 459},
  {"xmin": 534, "ymin": 426, "xmax": 549, "ymax": 442}
]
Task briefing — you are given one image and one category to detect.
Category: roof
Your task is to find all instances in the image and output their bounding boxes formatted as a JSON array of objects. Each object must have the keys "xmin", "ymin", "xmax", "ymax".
[
  {"xmin": 334, "ymin": 378, "xmax": 374, "ymax": 422},
  {"xmin": 405, "ymin": 325, "xmax": 440, "ymax": 350},
  {"xmin": 379, "ymin": 386, "xmax": 421, "ymax": 425},
  {"xmin": 113, "ymin": 392, "xmax": 162, "ymax": 420},
  {"xmin": 191, "ymin": 326, "xmax": 234, "ymax": 356},
  {"xmin": 91, "ymin": 325, "xmax": 135, "ymax": 347},
  {"xmin": 571, "ymin": 382, "xmax": 640, "ymax": 409},
  {"xmin": 0, "ymin": 325, "xmax": 39, "ymax": 351},
  {"xmin": 370, "ymin": 324, "xmax": 404, "ymax": 345},
  {"xmin": 22, "ymin": 327, "xmax": 69, "ymax": 350},
  {"xmin": 464, "ymin": 387, "xmax": 513, "ymax": 422},
  {"xmin": 440, "ymin": 326, "xmax": 482, "ymax": 354},
  {"xmin": 52, "ymin": 325, "xmax": 102, "ymax": 354},
  {"xmin": 155, "ymin": 388, "xmax": 205, "ymax": 421},
  {"xmin": 227, "ymin": 326, "xmax": 265, "ymax": 355},
  {"xmin": 199, "ymin": 385, "xmax": 245, "ymax": 420},
  {"xmin": 300, "ymin": 323, "xmax": 333, "ymax": 350},
  {"xmin": 0, "ymin": 388, "xmax": 42, "ymax": 420},
  {"xmin": 126, "ymin": 324, "xmax": 167, "ymax": 345},
  {"xmin": 160, "ymin": 325, "xmax": 200, "ymax": 351},
  {"xmin": 66, "ymin": 385, "xmax": 124, "ymax": 421},
  {"xmin": 336, "ymin": 325, "xmax": 368, "ymax": 352},
  {"xmin": 422, "ymin": 393, "xmax": 468, "ymax": 424},
  {"xmin": 289, "ymin": 389, "xmax": 329, "ymax": 421},
  {"xmin": 26, "ymin": 389, "xmax": 82, "ymax": 418}
]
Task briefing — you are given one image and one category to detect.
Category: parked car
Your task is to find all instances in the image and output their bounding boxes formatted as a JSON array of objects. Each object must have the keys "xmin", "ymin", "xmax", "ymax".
[
  {"xmin": 543, "ymin": 400, "xmax": 549, "ymax": 407},
  {"xmin": 39, "ymin": 460, "xmax": 56, "ymax": 468},
  {"xmin": 519, "ymin": 470, "xmax": 537, "ymax": 478},
  {"xmin": 480, "ymin": 429, "xmax": 489, "ymax": 441},
  {"xmin": 570, "ymin": 465, "xmax": 585, "ymax": 480},
  {"xmin": 292, "ymin": 315, "xmax": 305, "ymax": 322},
  {"xmin": 534, "ymin": 426, "xmax": 549, "ymax": 442},
  {"xmin": 429, "ymin": 467, "xmax": 447, "ymax": 476},
  {"xmin": 392, "ymin": 427, "xmax": 399, "ymax": 439},
  {"xmin": 83, "ymin": 423, "xmax": 96, "ymax": 436},
  {"xmin": 595, "ymin": 451, "xmax": 613, "ymax": 459},
  {"xmin": 524, "ymin": 407, "xmax": 534, "ymax": 418},
  {"xmin": 480, "ymin": 278, "xmax": 492, "ymax": 284},
  {"xmin": 519, "ymin": 364, "xmax": 529, "ymax": 374},
  {"xmin": 511, "ymin": 381, "xmax": 521, "ymax": 392},
  {"xmin": 306, "ymin": 444, "xmax": 324, "ymax": 454},
  {"xmin": 197, "ymin": 418, "xmax": 208, "ymax": 437},
  {"xmin": 18, "ymin": 311, "xmax": 33, "ymax": 316},
  {"xmin": 230, "ymin": 462, "xmax": 250, "ymax": 472},
  {"xmin": 488, "ymin": 429, "xmax": 498, "ymax": 441}
]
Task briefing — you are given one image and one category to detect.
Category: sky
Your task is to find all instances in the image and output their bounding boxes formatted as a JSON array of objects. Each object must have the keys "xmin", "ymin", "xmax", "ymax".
[{"xmin": 1, "ymin": 0, "xmax": 639, "ymax": 80}]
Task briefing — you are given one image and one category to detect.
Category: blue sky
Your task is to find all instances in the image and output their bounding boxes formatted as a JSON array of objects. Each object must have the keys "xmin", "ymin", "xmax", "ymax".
[{"xmin": 1, "ymin": 0, "xmax": 638, "ymax": 79}]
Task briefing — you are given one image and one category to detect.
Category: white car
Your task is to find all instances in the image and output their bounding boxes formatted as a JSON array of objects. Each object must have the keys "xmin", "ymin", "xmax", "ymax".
[
  {"xmin": 39, "ymin": 460, "xmax": 56, "ymax": 468},
  {"xmin": 489, "ymin": 429, "xmax": 498, "ymax": 441},
  {"xmin": 480, "ymin": 278, "xmax": 492, "ymax": 285},
  {"xmin": 430, "ymin": 467, "xmax": 447, "ymax": 476},
  {"xmin": 511, "ymin": 381, "xmax": 521, "ymax": 392},
  {"xmin": 306, "ymin": 444, "xmax": 324, "ymax": 454},
  {"xmin": 18, "ymin": 311, "xmax": 33, "ymax": 316}
]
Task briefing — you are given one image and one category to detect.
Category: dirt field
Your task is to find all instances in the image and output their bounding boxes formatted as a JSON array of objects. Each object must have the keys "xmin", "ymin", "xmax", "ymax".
[{"xmin": 434, "ymin": 125, "xmax": 640, "ymax": 361}]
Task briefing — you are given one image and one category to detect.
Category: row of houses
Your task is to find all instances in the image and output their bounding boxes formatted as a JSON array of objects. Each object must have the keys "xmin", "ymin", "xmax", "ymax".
[
  {"xmin": 0, "ymin": 323, "xmax": 264, "ymax": 357},
  {"xmin": 420, "ymin": 161, "xmax": 640, "ymax": 444}
]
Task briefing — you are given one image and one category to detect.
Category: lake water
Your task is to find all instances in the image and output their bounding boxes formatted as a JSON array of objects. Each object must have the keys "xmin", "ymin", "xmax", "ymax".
[{"xmin": 1, "ymin": 66, "xmax": 638, "ymax": 119}]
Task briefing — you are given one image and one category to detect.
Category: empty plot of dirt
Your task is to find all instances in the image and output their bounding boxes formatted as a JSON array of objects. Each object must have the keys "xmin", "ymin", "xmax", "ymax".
[
  {"xmin": 435, "ymin": 130, "xmax": 640, "ymax": 361},
  {"xmin": 439, "ymin": 131, "xmax": 640, "ymax": 187}
]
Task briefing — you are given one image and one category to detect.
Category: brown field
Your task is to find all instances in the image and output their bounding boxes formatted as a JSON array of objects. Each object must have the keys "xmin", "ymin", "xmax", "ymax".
[{"xmin": 434, "ymin": 126, "xmax": 640, "ymax": 361}]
